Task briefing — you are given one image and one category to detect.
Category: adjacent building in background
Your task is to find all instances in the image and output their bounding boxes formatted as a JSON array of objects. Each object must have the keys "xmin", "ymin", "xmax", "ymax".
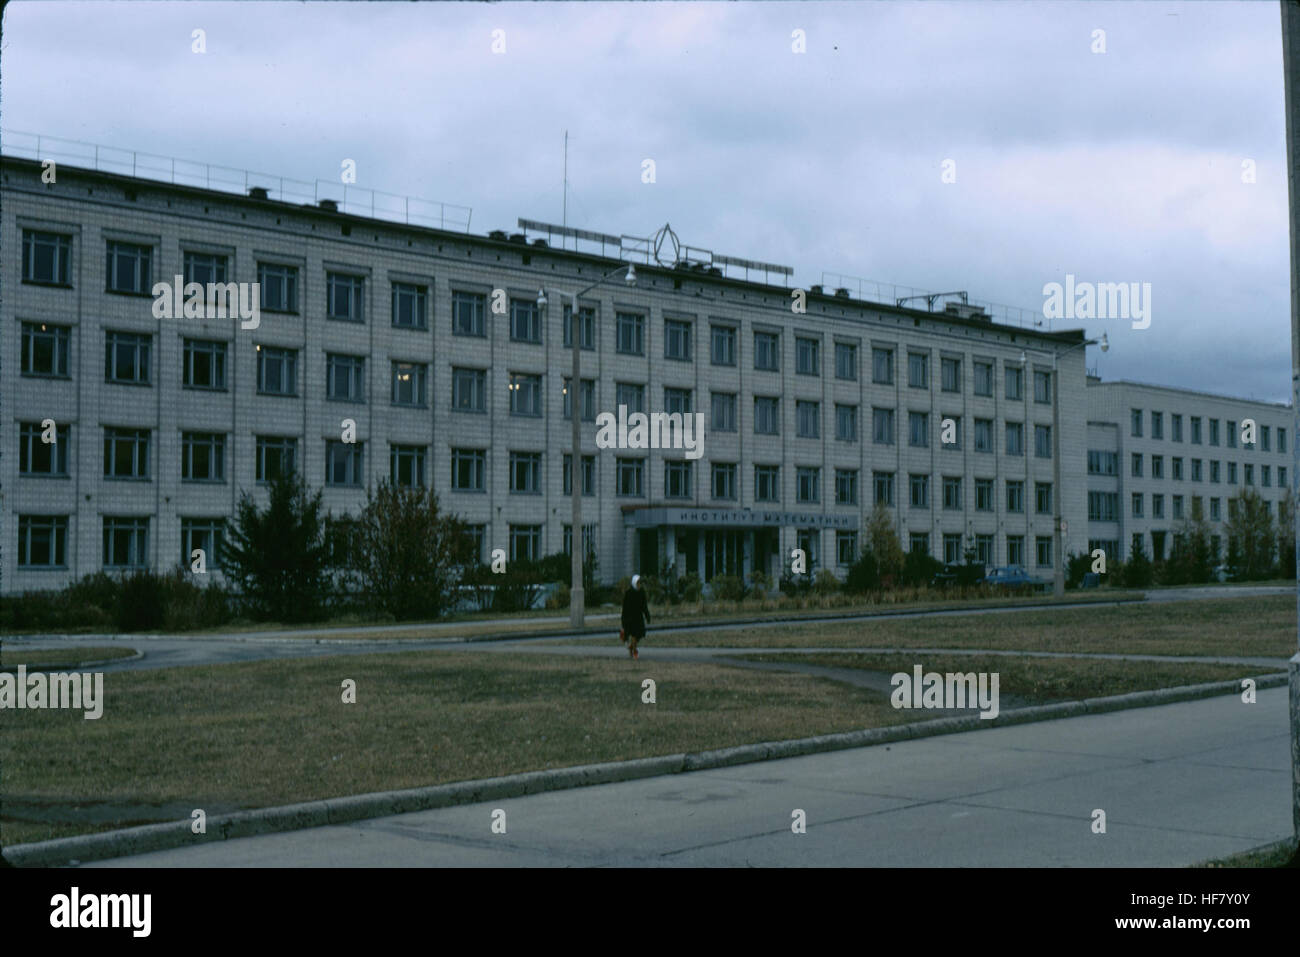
[
  {"xmin": 1085, "ymin": 379, "xmax": 1293, "ymax": 563},
  {"xmin": 0, "ymin": 152, "xmax": 1097, "ymax": 593}
]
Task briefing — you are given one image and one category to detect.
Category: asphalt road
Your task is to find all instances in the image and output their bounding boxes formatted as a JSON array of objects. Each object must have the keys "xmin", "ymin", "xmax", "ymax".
[{"xmin": 81, "ymin": 685, "xmax": 1293, "ymax": 867}]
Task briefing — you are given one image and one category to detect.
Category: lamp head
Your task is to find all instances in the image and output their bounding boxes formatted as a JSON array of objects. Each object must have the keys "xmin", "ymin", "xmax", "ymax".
[
  {"xmin": 1019, "ymin": 350, "xmax": 1027, "ymax": 365},
  {"xmin": 1099, "ymin": 332, "xmax": 1109, "ymax": 353},
  {"xmin": 625, "ymin": 264, "xmax": 637, "ymax": 286},
  {"xmin": 536, "ymin": 287, "xmax": 547, "ymax": 307}
]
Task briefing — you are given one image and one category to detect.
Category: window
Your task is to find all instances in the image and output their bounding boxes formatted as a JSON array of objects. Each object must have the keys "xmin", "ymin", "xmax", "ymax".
[
  {"xmin": 838, "ymin": 531, "xmax": 859, "ymax": 566},
  {"xmin": 873, "ymin": 471, "xmax": 895, "ymax": 506},
  {"xmin": 1034, "ymin": 370, "xmax": 1052, "ymax": 404},
  {"xmin": 259, "ymin": 263, "xmax": 298, "ymax": 312},
  {"xmin": 910, "ymin": 533, "xmax": 930, "ymax": 557},
  {"xmin": 1211, "ymin": 460, "xmax": 1221, "ymax": 483},
  {"xmin": 23, "ymin": 231, "xmax": 72, "ymax": 285},
  {"xmin": 908, "ymin": 352, "xmax": 929, "ymax": 389},
  {"xmin": 974, "ymin": 418, "xmax": 993, "ymax": 453},
  {"xmin": 103, "ymin": 517, "xmax": 149, "ymax": 569},
  {"xmin": 562, "ymin": 454, "xmax": 596, "ymax": 496},
  {"xmin": 1006, "ymin": 480, "xmax": 1024, "ymax": 513},
  {"xmin": 665, "ymin": 319, "xmax": 693, "ymax": 361},
  {"xmin": 1263, "ymin": 425, "xmax": 1272, "ymax": 451},
  {"xmin": 798, "ymin": 529, "xmax": 822, "ymax": 570},
  {"xmin": 1088, "ymin": 450, "xmax": 1118, "ymax": 475},
  {"xmin": 1191, "ymin": 496, "xmax": 1204, "ymax": 520},
  {"xmin": 1036, "ymin": 536, "xmax": 1053, "ymax": 567},
  {"xmin": 796, "ymin": 467, "xmax": 820, "ymax": 503},
  {"xmin": 797, "ymin": 401, "xmax": 821, "ymax": 439},
  {"xmin": 872, "ymin": 347, "xmax": 894, "ymax": 384},
  {"xmin": 1226, "ymin": 420, "xmax": 1236, "ymax": 448},
  {"xmin": 106, "ymin": 241, "xmax": 151, "ymax": 293},
  {"xmin": 941, "ymin": 415, "xmax": 964, "ymax": 450},
  {"xmin": 392, "ymin": 282, "xmax": 428, "ymax": 330},
  {"xmin": 326, "ymin": 354, "xmax": 366, "ymax": 402},
  {"xmin": 1005, "ymin": 422, "xmax": 1024, "ymax": 456},
  {"xmin": 835, "ymin": 469, "xmax": 858, "ymax": 506},
  {"xmin": 1209, "ymin": 419, "xmax": 1220, "ymax": 446},
  {"xmin": 19, "ymin": 422, "xmax": 70, "ymax": 476},
  {"xmin": 1006, "ymin": 535, "xmax": 1025, "ymax": 566},
  {"xmin": 944, "ymin": 534, "xmax": 963, "ymax": 565},
  {"xmin": 616, "ymin": 382, "xmax": 645, "ymax": 414},
  {"xmin": 909, "ymin": 411, "xmax": 929, "ymax": 448},
  {"xmin": 1186, "ymin": 458, "xmax": 1200, "ymax": 482},
  {"xmin": 1171, "ymin": 414, "xmax": 1183, "ymax": 443},
  {"xmin": 711, "ymin": 393, "xmax": 737, "ymax": 432},
  {"xmin": 18, "ymin": 516, "xmax": 68, "ymax": 567},
  {"xmin": 510, "ymin": 299, "xmax": 542, "ymax": 343},
  {"xmin": 257, "ymin": 346, "xmax": 297, "ymax": 395},
  {"xmin": 327, "ymin": 272, "xmax": 365, "ymax": 322},
  {"xmin": 325, "ymin": 441, "xmax": 364, "ymax": 487},
  {"xmin": 755, "ymin": 465, "xmax": 780, "ymax": 502},
  {"xmin": 942, "ymin": 476, "xmax": 962, "ymax": 510},
  {"xmin": 796, "ymin": 337, "xmax": 820, "ymax": 375},
  {"xmin": 1036, "ymin": 482, "xmax": 1052, "ymax": 515},
  {"xmin": 1210, "ymin": 498, "xmax": 1221, "ymax": 521},
  {"xmin": 1191, "ymin": 417, "xmax": 1202, "ymax": 444},
  {"xmin": 1280, "ymin": 429, "xmax": 1288, "ymax": 454},
  {"xmin": 1131, "ymin": 409, "xmax": 1144, "ymax": 437},
  {"xmin": 391, "ymin": 361, "xmax": 428, "ymax": 407},
  {"xmin": 1005, "ymin": 365, "xmax": 1023, "ymax": 401},
  {"xmin": 1131, "ymin": 453, "xmax": 1143, "ymax": 478},
  {"xmin": 509, "ymin": 373, "xmax": 542, "ymax": 416},
  {"xmin": 1244, "ymin": 464, "xmax": 1254, "ymax": 486},
  {"xmin": 941, "ymin": 357, "xmax": 961, "ymax": 393},
  {"xmin": 755, "ymin": 397, "xmax": 780, "ymax": 435},
  {"xmin": 563, "ymin": 304, "xmax": 597, "ymax": 350},
  {"xmin": 451, "ymin": 449, "xmax": 486, "ymax": 491},
  {"xmin": 256, "ymin": 437, "xmax": 297, "ymax": 482},
  {"xmin": 617, "ymin": 458, "xmax": 645, "ymax": 497},
  {"xmin": 182, "ymin": 519, "xmax": 225, "ymax": 571},
  {"xmin": 452, "ymin": 290, "xmax": 486, "ymax": 336},
  {"xmin": 664, "ymin": 387, "xmax": 692, "ymax": 416},
  {"xmin": 1034, "ymin": 424, "xmax": 1052, "ymax": 459},
  {"xmin": 1281, "ymin": 466, "xmax": 1288, "ymax": 488},
  {"xmin": 104, "ymin": 427, "xmax": 150, "ymax": 479},
  {"xmin": 712, "ymin": 463, "xmax": 737, "ymax": 500},
  {"xmin": 510, "ymin": 525, "xmax": 541, "ymax": 563},
  {"xmin": 1228, "ymin": 462, "xmax": 1237, "ymax": 484},
  {"xmin": 390, "ymin": 445, "xmax": 426, "ymax": 487},
  {"xmin": 1172, "ymin": 494, "xmax": 1184, "ymax": 519},
  {"xmin": 20, "ymin": 322, "xmax": 71, "ymax": 377},
  {"xmin": 711, "ymin": 324, "xmax": 737, "ymax": 366},
  {"xmin": 563, "ymin": 378, "xmax": 597, "ymax": 421},
  {"xmin": 836, "ymin": 342, "xmax": 858, "ymax": 381},
  {"xmin": 562, "ymin": 525, "xmax": 597, "ymax": 560},
  {"xmin": 873, "ymin": 408, "xmax": 895, "ymax": 445},
  {"xmin": 975, "ymin": 478, "xmax": 994, "ymax": 511},
  {"xmin": 181, "ymin": 432, "xmax": 225, "ymax": 482},
  {"xmin": 665, "ymin": 460, "xmax": 694, "ymax": 498},
  {"xmin": 909, "ymin": 473, "xmax": 929, "ymax": 509},
  {"xmin": 973, "ymin": 360, "xmax": 993, "ymax": 396},
  {"xmin": 975, "ymin": 534, "xmax": 994, "ymax": 565},
  {"xmin": 1151, "ymin": 411, "xmax": 1163, "ymax": 440},
  {"xmin": 183, "ymin": 339, "xmax": 227, "ymax": 391},
  {"xmin": 1152, "ymin": 494, "xmax": 1165, "ymax": 519},
  {"xmin": 1151, "ymin": 455, "xmax": 1164, "ymax": 480},
  {"xmin": 451, "ymin": 367, "xmax": 486, "ymax": 412},
  {"xmin": 183, "ymin": 251, "xmax": 227, "ymax": 286},
  {"xmin": 617, "ymin": 312, "xmax": 645, "ymax": 355},
  {"xmin": 1088, "ymin": 491, "xmax": 1119, "ymax": 521},
  {"xmin": 835, "ymin": 404, "xmax": 858, "ymax": 442},
  {"xmin": 105, "ymin": 331, "xmax": 151, "ymax": 384},
  {"xmin": 754, "ymin": 331, "xmax": 780, "ymax": 370},
  {"xmin": 509, "ymin": 451, "xmax": 542, "ymax": 493}
]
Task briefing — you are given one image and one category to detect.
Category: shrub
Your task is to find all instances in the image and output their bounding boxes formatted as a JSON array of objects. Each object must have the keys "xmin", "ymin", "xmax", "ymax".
[
  {"xmin": 1122, "ymin": 542, "xmax": 1154, "ymax": 588},
  {"xmin": 1065, "ymin": 551, "xmax": 1092, "ymax": 589},
  {"xmin": 710, "ymin": 575, "xmax": 748, "ymax": 602},
  {"xmin": 900, "ymin": 550, "xmax": 942, "ymax": 588},
  {"xmin": 813, "ymin": 568, "xmax": 840, "ymax": 595},
  {"xmin": 844, "ymin": 551, "xmax": 881, "ymax": 594}
]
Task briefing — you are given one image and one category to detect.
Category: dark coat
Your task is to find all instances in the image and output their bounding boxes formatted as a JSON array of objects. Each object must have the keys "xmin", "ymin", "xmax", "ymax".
[{"xmin": 621, "ymin": 586, "xmax": 651, "ymax": 638}]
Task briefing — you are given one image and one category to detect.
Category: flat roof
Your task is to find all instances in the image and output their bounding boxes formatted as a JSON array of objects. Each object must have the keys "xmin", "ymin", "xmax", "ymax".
[{"xmin": 1088, "ymin": 377, "xmax": 1291, "ymax": 411}]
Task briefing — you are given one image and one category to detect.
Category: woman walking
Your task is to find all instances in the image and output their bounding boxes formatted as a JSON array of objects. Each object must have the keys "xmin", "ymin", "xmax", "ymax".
[{"xmin": 620, "ymin": 574, "xmax": 651, "ymax": 660}]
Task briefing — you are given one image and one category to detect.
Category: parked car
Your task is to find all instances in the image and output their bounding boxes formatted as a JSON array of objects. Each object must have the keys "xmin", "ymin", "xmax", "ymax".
[{"xmin": 981, "ymin": 565, "xmax": 1050, "ymax": 592}]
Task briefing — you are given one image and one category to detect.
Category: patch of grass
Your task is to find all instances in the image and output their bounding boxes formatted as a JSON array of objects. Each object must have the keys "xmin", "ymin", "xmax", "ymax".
[
  {"xmin": 637, "ymin": 595, "xmax": 1295, "ymax": 658},
  {"xmin": 1, "ymin": 650, "xmax": 908, "ymax": 846},
  {"xmin": 1195, "ymin": 838, "xmax": 1299, "ymax": 868},
  {"xmin": 0, "ymin": 647, "xmax": 137, "ymax": 670},
  {"xmin": 745, "ymin": 653, "xmax": 1271, "ymax": 702}
]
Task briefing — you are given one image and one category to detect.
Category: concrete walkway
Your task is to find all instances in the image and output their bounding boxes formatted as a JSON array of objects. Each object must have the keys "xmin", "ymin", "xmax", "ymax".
[{"xmin": 81, "ymin": 685, "xmax": 1293, "ymax": 867}]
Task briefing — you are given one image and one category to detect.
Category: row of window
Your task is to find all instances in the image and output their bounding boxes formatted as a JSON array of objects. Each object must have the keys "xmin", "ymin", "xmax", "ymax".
[
  {"xmin": 1124, "ymin": 453, "xmax": 1286, "ymax": 487},
  {"xmin": 1129, "ymin": 408, "xmax": 1287, "ymax": 454},
  {"xmin": 1088, "ymin": 489, "xmax": 1274, "ymax": 523}
]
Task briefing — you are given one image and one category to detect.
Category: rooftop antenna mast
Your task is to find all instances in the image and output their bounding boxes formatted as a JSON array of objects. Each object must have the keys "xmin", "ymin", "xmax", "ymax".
[{"xmin": 562, "ymin": 130, "xmax": 568, "ymax": 238}]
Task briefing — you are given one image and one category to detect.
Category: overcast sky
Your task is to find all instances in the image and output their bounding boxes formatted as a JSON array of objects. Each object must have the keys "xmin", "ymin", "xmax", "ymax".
[{"xmin": 2, "ymin": 1, "xmax": 1290, "ymax": 402}]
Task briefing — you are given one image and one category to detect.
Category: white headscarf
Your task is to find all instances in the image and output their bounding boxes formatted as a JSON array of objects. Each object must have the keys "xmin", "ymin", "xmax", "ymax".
[{"xmin": 631, "ymin": 574, "xmax": 641, "ymax": 589}]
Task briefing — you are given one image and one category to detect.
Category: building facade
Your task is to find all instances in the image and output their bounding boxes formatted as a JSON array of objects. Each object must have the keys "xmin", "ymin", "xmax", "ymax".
[
  {"xmin": 2, "ymin": 154, "xmax": 1093, "ymax": 594},
  {"xmin": 1085, "ymin": 379, "xmax": 1293, "ymax": 563}
]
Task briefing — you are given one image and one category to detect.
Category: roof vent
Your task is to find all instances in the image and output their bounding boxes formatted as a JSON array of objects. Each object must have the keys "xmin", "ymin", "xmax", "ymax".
[
  {"xmin": 531, "ymin": 238, "xmax": 549, "ymax": 247},
  {"xmin": 248, "ymin": 186, "xmax": 270, "ymax": 200},
  {"xmin": 508, "ymin": 232, "xmax": 527, "ymax": 244},
  {"xmin": 809, "ymin": 284, "xmax": 824, "ymax": 295},
  {"xmin": 834, "ymin": 287, "xmax": 851, "ymax": 298},
  {"xmin": 488, "ymin": 229, "xmax": 509, "ymax": 241},
  {"xmin": 944, "ymin": 302, "xmax": 989, "ymax": 321},
  {"xmin": 317, "ymin": 198, "xmax": 339, "ymax": 212}
]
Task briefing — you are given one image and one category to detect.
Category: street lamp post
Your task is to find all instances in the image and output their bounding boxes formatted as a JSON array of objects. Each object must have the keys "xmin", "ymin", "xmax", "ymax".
[
  {"xmin": 538, "ymin": 262, "xmax": 636, "ymax": 629},
  {"xmin": 1022, "ymin": 333, "xmax": 1108, "ymax": 598}
]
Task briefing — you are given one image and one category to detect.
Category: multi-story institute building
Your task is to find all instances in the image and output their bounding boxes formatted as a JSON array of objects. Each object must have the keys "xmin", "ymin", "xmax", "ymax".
[
  {"xmin": 1085, "ymin": 379, "xmax": 1293, "ymax": 563},
  {"xmin": 0, "ymin": 149, "xmax": 1131, "ymax": 594}
]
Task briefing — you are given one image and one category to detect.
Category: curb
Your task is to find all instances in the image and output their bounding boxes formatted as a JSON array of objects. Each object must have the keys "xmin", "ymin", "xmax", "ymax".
[
  {"xmin": 0, "ymin": 650, "xmax": 145, "ymax": 673},
  {"xmin": 2, "ymin": 670, "xmax": 1284, "ymax": 868}
]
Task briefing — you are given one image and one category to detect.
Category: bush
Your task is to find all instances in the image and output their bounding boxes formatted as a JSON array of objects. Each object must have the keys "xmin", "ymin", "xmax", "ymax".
[
  {"xmin": 844, "ymin": 551, "xmax": 882, "ymax": 594},
  {"xmin": 1065, "ymin": 551, "xmax": 1092, "ymax": 589},
  {"xmin": 749, "ymin": 570, "xmax": 774, "ymax": 596},
  {"xmin": 710, "ymin": 575, "xmax": 748, "ymax": 602},
  {"xmin": 1122, "ymin": 542, "xmax": 1154, "ymax": 588},
  {"xmin": 812, "ymin": 568, "xmax": 840, "ymax": 595},
  {"xmin": 900, "ymin": 550, "xmax": 943, "ymax": 588}
]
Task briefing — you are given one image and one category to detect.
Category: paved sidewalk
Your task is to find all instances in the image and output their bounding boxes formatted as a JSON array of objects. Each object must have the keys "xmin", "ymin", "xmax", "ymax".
[{"xmin": 82, "ymin": 686, "xmax": 1293, "ymax": 867}]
